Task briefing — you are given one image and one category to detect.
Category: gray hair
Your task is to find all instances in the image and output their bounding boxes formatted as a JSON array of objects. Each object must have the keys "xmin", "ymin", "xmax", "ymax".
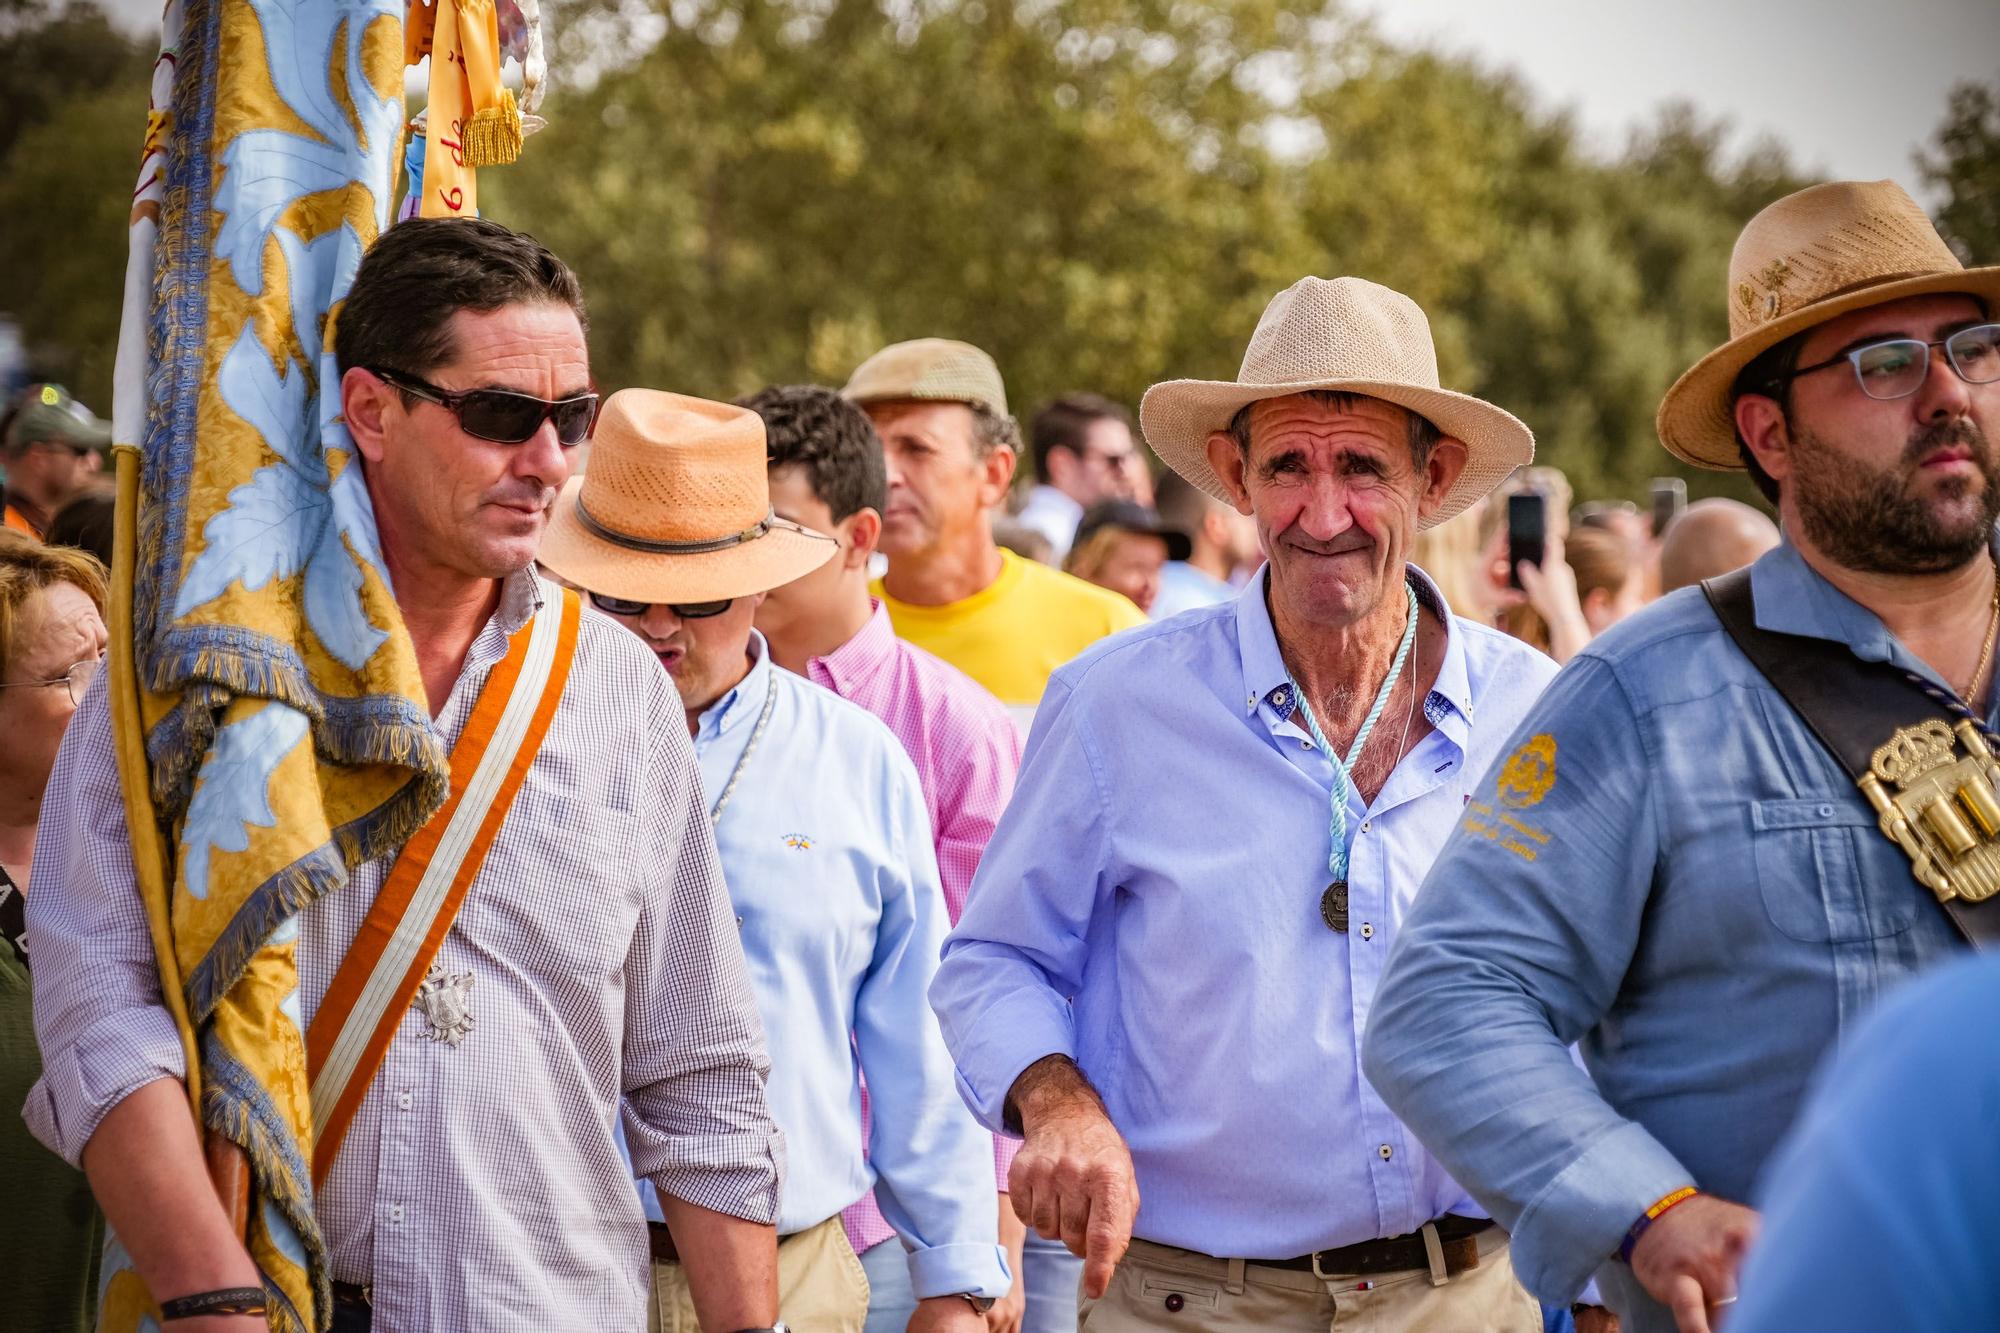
[
  {"xmin": 1227, "ymin": 390, "xmax": 1441, "ymax": 468},
  {"xmin": 970, "ymin": 403, "xmax": 1022, "ymax": 458}
]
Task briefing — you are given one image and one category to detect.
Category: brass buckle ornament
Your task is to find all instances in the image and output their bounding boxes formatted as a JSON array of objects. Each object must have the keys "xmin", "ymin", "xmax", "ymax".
[{"xmin": 1858, "ymin": 719, "xmax": 2000, "ymax": 903}]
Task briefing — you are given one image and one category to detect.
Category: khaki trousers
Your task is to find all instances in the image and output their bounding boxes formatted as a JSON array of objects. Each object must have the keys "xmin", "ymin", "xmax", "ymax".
[
  {"xmin": 1079, "ymin": 1232, "xmax": 1542, "ymax": 1332},
  {"xmin": 648, "ymin": 1214, "xmax": 871, "ymax": 1333}
]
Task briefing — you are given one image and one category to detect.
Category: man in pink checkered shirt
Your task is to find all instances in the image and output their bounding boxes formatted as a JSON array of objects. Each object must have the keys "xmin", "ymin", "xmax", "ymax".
[{"xmin": 748, "ymin": 386, "xmax": 1074, "ymax": 1333}]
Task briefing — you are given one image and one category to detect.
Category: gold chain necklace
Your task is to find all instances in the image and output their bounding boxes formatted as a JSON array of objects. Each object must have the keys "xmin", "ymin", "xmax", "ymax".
[{"xmin": 1963, "ymin": 563, "xmax": 2000, "ymax": 704}]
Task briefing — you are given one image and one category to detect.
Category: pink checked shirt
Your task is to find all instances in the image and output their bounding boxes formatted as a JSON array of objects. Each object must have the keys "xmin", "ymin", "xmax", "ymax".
[{"xmin": 807, "ymin": 603, "xmax": 1024, "ymax": 1256}]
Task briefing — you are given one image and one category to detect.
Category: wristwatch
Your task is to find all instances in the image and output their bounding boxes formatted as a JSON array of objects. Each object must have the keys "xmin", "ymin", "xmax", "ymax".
[{"xmin": 959, "ymin": 1293, "xmax": 997, "ymax": 1314}]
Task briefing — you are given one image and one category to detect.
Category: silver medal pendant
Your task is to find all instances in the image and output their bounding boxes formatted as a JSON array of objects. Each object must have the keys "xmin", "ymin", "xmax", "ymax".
[{"xmin": 413, "ymin": 961, "xmax": 475, "ymax": 1045}]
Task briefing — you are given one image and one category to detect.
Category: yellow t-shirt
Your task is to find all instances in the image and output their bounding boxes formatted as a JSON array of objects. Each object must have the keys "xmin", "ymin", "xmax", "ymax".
[{"xmin": 874, "ymin": 549, "xmax": 1146, "ymax": 711}]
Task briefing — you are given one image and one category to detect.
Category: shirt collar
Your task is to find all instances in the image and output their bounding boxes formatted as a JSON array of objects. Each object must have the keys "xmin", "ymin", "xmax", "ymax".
[
  {"xmin": 808, "ymin": 600, "xmax": 895, "ymax": 692},
  {"xmin": 1234, "ymin": 562, "xmax": 1473, "ymax": 738},
  {"xmin": 696, "ymin": 629, "xmax": 775, "ymax": 741},
  {"xmin": 1747, "ymin": 529, "xmax": 2000, "ymax": 680}
]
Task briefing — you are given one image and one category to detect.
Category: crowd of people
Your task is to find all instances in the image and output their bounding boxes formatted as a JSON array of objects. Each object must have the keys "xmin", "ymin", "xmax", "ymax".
[{"xmin": 2, "ymin": 172, "xmax": 1997, "ymax": 1333}]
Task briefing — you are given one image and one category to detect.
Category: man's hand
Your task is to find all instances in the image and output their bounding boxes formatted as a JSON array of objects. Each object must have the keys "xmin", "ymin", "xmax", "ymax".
[
  {"xmin": 1573, "ymin": 1305, "xmax": 1621, "ymax": 1333},
  {"xmin": 1629, "ymin": 1194, "xmax": 1759, "ymax": 1333},
  {"xmin": 987, "ymin": 1196, "xmax": 1027, "ymax": 1333},
  {"xmin": 1004, "ymin": 1056, "xmax": 1138, "ymax": 1301},
  {"xmin": 908, "ymin": 1296, "xmax": 987, "ymax": 1333}
]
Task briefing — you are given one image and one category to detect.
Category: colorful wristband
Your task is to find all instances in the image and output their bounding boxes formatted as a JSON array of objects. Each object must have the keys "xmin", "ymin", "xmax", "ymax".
[{"xmin": 1617, "ymin": 1186, "xmax": 1699, "ymax": 1264}]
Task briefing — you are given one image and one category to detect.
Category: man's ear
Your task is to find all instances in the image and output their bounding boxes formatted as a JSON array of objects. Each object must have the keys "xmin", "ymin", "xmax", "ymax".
[
  {"xmin": 1416, "ymin": 437, "xmax": 1469, "ymax": 523},
  {"xmin": 1734, "ymin": 393, "xmax": 1793, "ymax": 489},
  {"xmin": 342, "ymin": 366, "xmax": 397, "ymax": 465},
  {"xmin": 842, "ymin": 507, "xmax": 883, "ymax": 570},
  {"xmin": 979, "ymin": 445, "xmax": 1018, "ymax": 508},
  {"xmin": 1203, "ymin": 430, "xmax": 1254, "ymax": 516}
]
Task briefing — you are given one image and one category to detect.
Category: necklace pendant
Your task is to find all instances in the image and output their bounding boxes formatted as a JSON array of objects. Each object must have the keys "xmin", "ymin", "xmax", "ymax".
[{"xmin": 1321, "ymin": 881, "xmax": 1350, "ymax": 933}]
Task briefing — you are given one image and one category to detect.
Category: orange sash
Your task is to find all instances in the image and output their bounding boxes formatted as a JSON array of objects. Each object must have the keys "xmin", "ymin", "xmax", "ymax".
[{"xmin": 305, "ymin": 587, "xmax": 580, "ymax": 1183}]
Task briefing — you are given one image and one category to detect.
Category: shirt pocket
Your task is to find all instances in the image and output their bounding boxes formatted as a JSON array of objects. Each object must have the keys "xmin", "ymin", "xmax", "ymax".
[{"xmin": 1751, "ymin": 797, "xmax": 1920, "ymax": 943}]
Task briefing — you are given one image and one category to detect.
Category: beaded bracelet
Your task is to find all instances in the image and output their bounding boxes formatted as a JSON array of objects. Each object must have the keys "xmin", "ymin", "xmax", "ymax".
[
  {"xmin": 1617, "ymin": 1186, "xmax": 1700, "ymax": 1264},
  {"xmin": 159, "ymin": 1286, "xmax": 269, "ymax": 1321}
]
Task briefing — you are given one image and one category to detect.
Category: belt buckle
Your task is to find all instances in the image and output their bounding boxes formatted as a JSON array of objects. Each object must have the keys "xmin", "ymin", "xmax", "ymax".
[{"xmin": 1310, "ymin": 1250, "xmax": 1337, "ymax": 1282}]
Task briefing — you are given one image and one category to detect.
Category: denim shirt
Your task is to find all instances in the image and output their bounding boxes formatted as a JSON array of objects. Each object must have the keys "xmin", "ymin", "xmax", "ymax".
[{"xmin": 1362, "ymin": 537, "xmax": 1981, "ymax": 1332}]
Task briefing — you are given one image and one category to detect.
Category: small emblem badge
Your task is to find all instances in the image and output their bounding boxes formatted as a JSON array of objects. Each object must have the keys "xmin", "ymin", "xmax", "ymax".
[
  {"xmin": 782, "ymin": 832, "xmax": 814, "ymax": 851},
  {"xmin": 1496, "ymin": 733, "xmax": 1558, "ymax": 809},
  {"xmin": 413, "ymin": 962, "xmax": 475, "ymax": 1045}
]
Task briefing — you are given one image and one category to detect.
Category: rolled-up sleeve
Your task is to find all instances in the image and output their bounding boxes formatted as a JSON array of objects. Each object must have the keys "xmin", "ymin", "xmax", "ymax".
[
  {"xmin": 930, "ymin": 676, "xmax": 1112, "ymax": 1133},
  {"xmin": 622, "ymin": 692, "xmax": 785, "ymax": 1224},
  {"xmin": 1362, "ymin": 655, "xmax": 1693, "ymax": 1304},
  {"xmin": 24, "ymin": 680, "xmax": 188, "ymax": 1165}
]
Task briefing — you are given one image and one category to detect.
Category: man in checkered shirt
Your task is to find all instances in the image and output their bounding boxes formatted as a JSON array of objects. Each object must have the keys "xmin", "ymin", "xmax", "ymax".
[{"xmin": 23, "ymin": 218, "xmax": 785, "ymax": 1332}]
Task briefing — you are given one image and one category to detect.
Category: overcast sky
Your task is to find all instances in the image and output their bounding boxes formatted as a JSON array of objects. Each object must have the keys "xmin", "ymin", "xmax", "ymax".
[
  {"xmin": 1350, "ymin": 0, "xmax": 1999, "ymax": 190},
  {"xmin": 100, "ymin": 0, "xmax": 1998, "ymax": 192}
]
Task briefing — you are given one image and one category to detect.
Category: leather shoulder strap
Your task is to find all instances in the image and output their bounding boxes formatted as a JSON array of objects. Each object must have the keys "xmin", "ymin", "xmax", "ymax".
[{"xmin": 1703, "ymin": 568, "xmax": 1993, "ymax": 949}]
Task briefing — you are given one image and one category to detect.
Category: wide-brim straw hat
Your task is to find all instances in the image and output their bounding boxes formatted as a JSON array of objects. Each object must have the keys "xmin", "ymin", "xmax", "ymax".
[
  {"xmin": 540, "ymin": 390, "xmax": 836, "ymax": 604},
  {"xmin": 1139, "ymin": 276, "xmax": 1533, "ymax": 530},
  {"xmin": 1659, "ymin": 179, "xmax": 2000, "ymax": 469}
]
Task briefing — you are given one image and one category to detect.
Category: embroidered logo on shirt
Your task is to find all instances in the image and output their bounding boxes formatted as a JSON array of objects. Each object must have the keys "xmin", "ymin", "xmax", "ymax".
[
  {"xmin": 1496, "ymin": 734, "xmax": 1558, "ymax": 809},
  {"xmin": 781, "ymin": 832, "xmax": 815, "ymax": 851}
]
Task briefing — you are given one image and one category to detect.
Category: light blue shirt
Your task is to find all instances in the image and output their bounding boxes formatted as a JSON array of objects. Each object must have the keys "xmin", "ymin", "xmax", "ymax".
[
  {"xmin": 1151, "ymin": 560, "xmax": 1236, "ymax": 621},
  {"xmin": 930, "ymin": 566, "xmax": 1558, "ymax": 1259},
  {"xmin": 635, "ymin": 634, "xmax": 1006, "ymax": 1300},
  {"xmin": 1362, "ymin": 538, "xmax": 1977, "ymax": 1333},
  {"xmin": 1731, "ymin": 954, "xmax": 2000, "ymax": 1332}
]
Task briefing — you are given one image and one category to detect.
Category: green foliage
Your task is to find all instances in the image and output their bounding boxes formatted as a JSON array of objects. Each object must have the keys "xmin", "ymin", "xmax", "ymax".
[{"xmin": 1920, "ymin": 79, "xmax": 2000, "ymax": 265}]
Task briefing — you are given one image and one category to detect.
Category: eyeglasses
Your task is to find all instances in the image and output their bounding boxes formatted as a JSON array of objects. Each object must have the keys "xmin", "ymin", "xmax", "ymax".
[
  {"xmin": 1771, "ymin": 322, "xmax": 2000, "ymax": 402},
  {"xmin": 587, "ymin": 591, "xmax": 735, "ymax": 619},
  {"xmin": 0, "ymin": 653, "xmax": 102, "ymax": 707},
  {"xmin": 370, "ymin": 368, "xmax": 599, "ymax": 445}
]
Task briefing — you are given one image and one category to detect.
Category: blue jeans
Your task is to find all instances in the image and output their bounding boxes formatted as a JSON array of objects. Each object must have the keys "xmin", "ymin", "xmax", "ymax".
[{"xmin": 859, "ymin": 1232, "xmax": 1084, "ymax": 1333}]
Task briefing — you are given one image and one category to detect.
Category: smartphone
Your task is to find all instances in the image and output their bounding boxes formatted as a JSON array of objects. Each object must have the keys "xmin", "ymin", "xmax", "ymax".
[
  {"xmin": 1507, "ymin": 491, "xmax": 1546, "ymax": 590},
  {"xmin": 1650, "ymin": 477, "xmax": 1688, "ymax": 537}
]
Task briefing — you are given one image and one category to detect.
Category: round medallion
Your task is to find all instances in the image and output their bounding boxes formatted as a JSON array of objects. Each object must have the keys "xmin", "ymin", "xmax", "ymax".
[{"xmin": 1321, "ymin": 881, "xmax": 1349, "ymax": 933}]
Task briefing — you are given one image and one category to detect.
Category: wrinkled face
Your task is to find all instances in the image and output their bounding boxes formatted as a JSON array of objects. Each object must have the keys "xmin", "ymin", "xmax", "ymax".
[
  {"xmin": 348, "ymin": 302, "xmax": 589, "ymax": 582},
  {"xmin": 758, "ymin": 465, "xmax": 855, "ymax": 644},
  {"xmin": 1, "ymin": 581, "xmax": 107, "ymax": 804},
  {"xmin": 1082, "ymin": 529, "xmax": 1167, "ymax": 613},
  {"xmin": 1755, "ymin": 294, "xmax": 2000, "ymax": 575},
  {"xmin": 599, "ymin": 592, "xmax": 763, "ymax": 718},
  {"xmin": 1206, "ymin": 395, "xmax": 1462, "ymax": 629},
  {"xmin": 867, "ymin": 400, "xmax": 1009, "ymax": 557}
]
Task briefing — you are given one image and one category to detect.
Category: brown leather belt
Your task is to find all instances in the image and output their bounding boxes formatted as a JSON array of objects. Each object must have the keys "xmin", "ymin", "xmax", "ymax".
[
  {"xmin": 1255, "ymin": 1215, "xmax": 1492, "ymax": 1277},
  {"xmin": 648, "ymin": 1220, "xmax": 681, "ymax": 1264}
]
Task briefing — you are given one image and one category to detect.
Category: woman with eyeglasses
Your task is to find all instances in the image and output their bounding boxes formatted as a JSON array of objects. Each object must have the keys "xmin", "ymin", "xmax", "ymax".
[{"xmin": 0, "ymin": 528, "xmax": 109, "ymax": 1332}]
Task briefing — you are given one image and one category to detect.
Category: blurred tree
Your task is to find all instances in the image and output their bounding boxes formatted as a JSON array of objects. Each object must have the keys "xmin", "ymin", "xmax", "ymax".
[
  {"xmin": 1920, "ymin": 79, "xmax": 1999, "ymax": 264},
  {"xmin": 0, "ymin": 0, "xmax": 151, "ymax": 405}
]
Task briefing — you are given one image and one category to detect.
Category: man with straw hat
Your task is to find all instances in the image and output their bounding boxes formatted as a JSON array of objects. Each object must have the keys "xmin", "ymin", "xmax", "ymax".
[
  {"xmin": 1365, "ymin": 178, "xmax": 2000, "ymax": 1333},
  {"xmin": 540, "ymin": 390, "xmax": 1008, "ymax": 1333},
  {"xmin": 929, "ymin": 275, "xmax": 1554, "ymax": 1330}
]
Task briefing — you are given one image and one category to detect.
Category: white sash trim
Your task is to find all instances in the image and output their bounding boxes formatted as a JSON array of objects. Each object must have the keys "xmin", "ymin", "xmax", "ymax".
[{"xmin": 309, "ymin": 592, "xmax": 564, "ymax": 1139}]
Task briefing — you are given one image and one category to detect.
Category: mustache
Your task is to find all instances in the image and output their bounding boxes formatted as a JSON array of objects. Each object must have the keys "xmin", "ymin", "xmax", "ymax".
[
  {"xmin": 489, "ymin": 483, "xmax": 560, "ymax": 510},
  {"xmin": 1905, "ymin": 418, "xmax": 1991, "ymax": 468}
]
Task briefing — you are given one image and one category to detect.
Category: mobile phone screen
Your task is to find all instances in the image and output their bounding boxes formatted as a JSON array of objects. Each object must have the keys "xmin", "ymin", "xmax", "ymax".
[
  {"xmin": 1508, "ymin": 492, "xmax": 1546, "ymax": 590},
  {"xmin": 1651, "ymin": 477, "xmax": 1688, "ymax": 537}
]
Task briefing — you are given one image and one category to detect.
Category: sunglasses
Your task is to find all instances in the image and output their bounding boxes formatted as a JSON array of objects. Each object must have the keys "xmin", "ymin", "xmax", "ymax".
[
  {"xmin": 587, "ymin": 591, "xmax": 736, "ymax": 619},
  {"xmin": 1772, "ymin": 322, "xmax": 2000, "ymax": 402},
  {"xmin": 371, "ymin": 367, "xmax": 599, "ymax": 445}
]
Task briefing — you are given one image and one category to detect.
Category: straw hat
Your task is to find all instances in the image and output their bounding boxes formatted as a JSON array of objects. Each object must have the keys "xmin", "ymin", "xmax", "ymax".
[
  {"xmin": 1658, "ymin": 179, "xmax": 2000, "ymax": 469},
  {"xmin": 1139, "ymin": 276, "xmax": 1533, "ymax": 530},
  {"xmin": 540, "ymin": 390, "xmax": 836, "ymax": 604}
]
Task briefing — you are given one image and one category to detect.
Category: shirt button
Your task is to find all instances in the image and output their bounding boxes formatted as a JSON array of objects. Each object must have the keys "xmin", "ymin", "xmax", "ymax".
[
  {"xmin": 398, "ymin": 1091, "xmax": 413, "ymax": 1110},
  {"xmin": 389, "ymin": 1204, "xmax": 405, "ymax": 1224},
  {"xmin": 1378, "ymin": 1144, "xmax": 1393, "ymax": 1160},
  {"xmin": 1301, "ymin": 738, "xmax": 1312, "ymax": 749},
  {"xmin": 1817, "ymin": 804, "xmax": 1835, "ymax": 818},
  {"xmin": 1360, "ymin": 923, "xmax": 1375, "ymax": 940},
  {"xmin": 1164, "ymin": 1293, "xmax": 1185, "ymax": 1313},
  {"xmin": 1361, "ymin": 821, "xmax": 1372, "ymax": 833}
]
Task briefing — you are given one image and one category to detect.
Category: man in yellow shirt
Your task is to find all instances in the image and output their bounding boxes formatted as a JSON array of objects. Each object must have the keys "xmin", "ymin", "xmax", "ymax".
[{"xmin": 843, "ymin": 340, "xmax": 1144, "ymax": 729}]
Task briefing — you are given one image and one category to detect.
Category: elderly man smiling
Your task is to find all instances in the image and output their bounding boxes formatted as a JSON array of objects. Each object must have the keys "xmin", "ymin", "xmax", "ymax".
[{"xmin": 928, "ymin": 277, "xmax": 1556, "ymax": 1331}]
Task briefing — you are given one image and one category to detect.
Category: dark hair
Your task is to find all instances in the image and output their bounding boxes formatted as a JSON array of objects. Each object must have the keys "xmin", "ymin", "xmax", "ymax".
[
  {"xmin": 1228, "ymin": 389, "xmax": 1440, "ymax": 466},
  {"xmin": 46, "ymin": 487, "xmax": 116, "ymax": 566},
  {"xmin": 1729, "ymin": 333, "xmax": 1806, "ymax": 506},
  {"xmin": 740, "ymin": 384, "xmax": 888, "ymax": 522},
  {"xmin": 334, "ymin": 217, "xmax": 587, "ymax": 385},
  {"xmin": 1030, "ymin": 393, "xmax": 1133, "ymax": 482}
]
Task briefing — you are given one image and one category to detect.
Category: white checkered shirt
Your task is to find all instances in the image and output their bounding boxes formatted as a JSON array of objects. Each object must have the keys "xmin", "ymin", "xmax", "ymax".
[{"xmin": 24, "ymin": 568, "xmax": 783, "ymax": 1331}]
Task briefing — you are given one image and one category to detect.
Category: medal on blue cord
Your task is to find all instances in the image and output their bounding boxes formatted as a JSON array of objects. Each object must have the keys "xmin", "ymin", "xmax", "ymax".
[{"xmin": 1285, "ymin": 580, "xmax": 1419, "ymax": 932}]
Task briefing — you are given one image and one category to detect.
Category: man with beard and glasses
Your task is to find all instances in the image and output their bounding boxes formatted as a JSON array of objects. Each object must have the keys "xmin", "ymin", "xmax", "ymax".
[{"xmin": 1364, "ymin": 179, "xmax": 2000, "ymax": 1333}]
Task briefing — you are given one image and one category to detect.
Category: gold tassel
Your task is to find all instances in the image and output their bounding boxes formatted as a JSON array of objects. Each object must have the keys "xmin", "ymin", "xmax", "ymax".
[{"xmin": 461, "ymin": 87, "xmax": 523, "ymax": 167}]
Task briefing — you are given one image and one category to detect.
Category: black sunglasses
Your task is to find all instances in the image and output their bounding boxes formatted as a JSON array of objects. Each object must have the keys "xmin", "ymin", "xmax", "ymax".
[
  {"xmin": 371, "ymin": 367, "xmax": 599, "ymax": 445},
  {"xmin": 588, "ymin": 591, "xmax": 736, "ymax": 619}
]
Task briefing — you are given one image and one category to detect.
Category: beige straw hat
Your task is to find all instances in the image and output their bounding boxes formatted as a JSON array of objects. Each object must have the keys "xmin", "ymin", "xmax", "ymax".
[
  {"xmin": 1139, "ymin": 276, "xmax": 1533, "ymax": 529},
  {"xmin": 540, "ymin": 390, "xmax": 836, "ymax": 604},
  {"xmin": 1658, "ymin": 179, "xmax": 2000, "ymax": 469}
]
